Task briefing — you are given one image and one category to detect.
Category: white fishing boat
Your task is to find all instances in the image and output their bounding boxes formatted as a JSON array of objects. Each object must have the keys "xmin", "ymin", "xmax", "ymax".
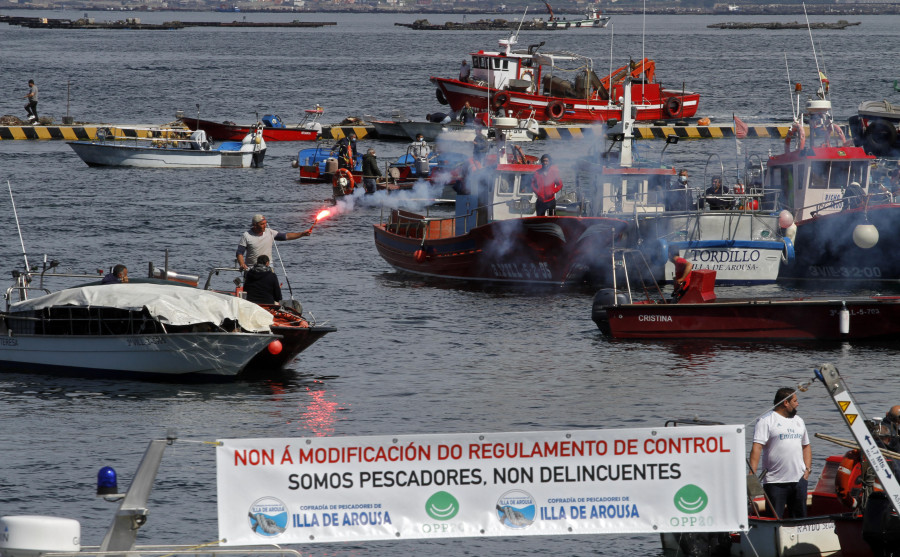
[
  {"xmin": 67, "ymin": 125, "xmax": 266, "ymax": 168},
  {"xmin": 574, "ymin": 78, "xmax": 791, "ymax": 284},
  {"xmin": 0, "ymin": 277, "xmax": 281, "ymax": 378},
  {"xmin": 0, "ymin": 434, "xmax": 302, "ymax": 557},
  {"xmin": 543, "ymin": 3, "xmax": 610, "ymax": 29}
]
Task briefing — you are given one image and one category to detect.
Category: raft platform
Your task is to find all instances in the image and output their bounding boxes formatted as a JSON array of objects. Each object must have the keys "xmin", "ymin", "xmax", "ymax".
[
  {"xmin": 1, "ymin": 122, "xmax": 832, "ymax": 142},
  {"xmin": 0, "ymin": 15, "xmax": 335, "ymax": 29}
]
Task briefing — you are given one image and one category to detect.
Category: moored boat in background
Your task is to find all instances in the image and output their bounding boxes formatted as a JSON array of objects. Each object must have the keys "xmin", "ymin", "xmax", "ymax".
[
  {"xmin": 183, "ymin": 106, "xmax": 323, "ymax": 142},
  {"xmin": 431, "ymin": 33, "xmax": 700, "ymax": 124},
  {"xmin": 849, "ymin": 99, "xmax": 900, "ymax": 156},
  {"xmin": 67, "ymin": 125, "xmax": 266, "ymax": 168}
]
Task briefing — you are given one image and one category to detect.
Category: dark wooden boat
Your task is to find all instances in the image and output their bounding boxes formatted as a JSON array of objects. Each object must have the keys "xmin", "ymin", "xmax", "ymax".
[{"xmin": 374, "ymin": 161, "xmax": 632, "ymax": 286}]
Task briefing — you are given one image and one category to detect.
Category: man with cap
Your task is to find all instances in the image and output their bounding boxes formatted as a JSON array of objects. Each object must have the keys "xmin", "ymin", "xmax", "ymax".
[{"xmin": 236, "ymin": 214, "xmax": 309, "ymax": 271}]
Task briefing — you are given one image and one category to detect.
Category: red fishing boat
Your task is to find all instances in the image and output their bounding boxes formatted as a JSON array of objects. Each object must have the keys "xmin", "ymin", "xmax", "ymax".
[
  {"xmin": 373, "ymin": 159, "xmax": 632, "ymax": 286},
  {"xmin": 431, "ymin": 34, "xmax": 699, "ymax": 124},
  {"xmin": 593, "ymin": 263, "xmax": 900, "ymax": 340},
  {"xmin": 183, "ymin": 108, "xmax": 323, "ymax": 142}
]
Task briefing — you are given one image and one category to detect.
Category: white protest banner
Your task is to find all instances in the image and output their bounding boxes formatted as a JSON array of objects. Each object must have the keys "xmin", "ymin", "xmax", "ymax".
[{"xmin": 217, "ymin": 425, "xmax": 746, "ymax": 545}]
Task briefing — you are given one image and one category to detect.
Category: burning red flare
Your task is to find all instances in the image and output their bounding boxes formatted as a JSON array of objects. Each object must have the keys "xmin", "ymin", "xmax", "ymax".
[{"xmin": 315, "ymin": 209, "xmax": 332, "ymax": 222}]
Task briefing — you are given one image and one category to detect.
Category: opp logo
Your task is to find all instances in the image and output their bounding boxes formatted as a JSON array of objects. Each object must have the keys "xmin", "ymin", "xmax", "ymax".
[
  {"xmin": 673, "ymin": 484, "xmax": 708, "ymax": 514},
  {"xmin": 425, "ymin": 491, "xmax": 459, "ymax": 521}
]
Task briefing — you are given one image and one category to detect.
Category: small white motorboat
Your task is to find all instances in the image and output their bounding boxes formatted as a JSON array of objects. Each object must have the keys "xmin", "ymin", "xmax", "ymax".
[
  {"xmin": 67, "ymin": 124, "xmax": 266, "ymax": 168},
  {"xmin": 0, "ymin": 280, "xmax": 281, "ymax": 378}
]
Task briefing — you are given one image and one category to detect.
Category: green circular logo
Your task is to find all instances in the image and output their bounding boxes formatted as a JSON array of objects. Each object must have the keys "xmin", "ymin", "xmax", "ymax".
[
  {"xmin": 673, "ymin": 484, "xmax": 708, "ymax": 514},
  {"xmin": 425, "ymin": 491, "xmax": 460, "ymax": 521}
]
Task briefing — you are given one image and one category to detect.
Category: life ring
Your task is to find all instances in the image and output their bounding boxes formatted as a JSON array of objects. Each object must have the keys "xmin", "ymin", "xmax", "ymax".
[
  {"xmin": 835, "ymin": 449, "xmax": 881, "ymax": 510},
  {"xmin": 332, "ymin": 168, "xmax": 355, "ymax": 196},
  {"xmin": 547, "ymin": 100, "xmax": 565, "ymax": 120},
  {"xmin": 784, "ymin": 122, "xmax": 806, "ymax": 154},
  {"xmin": 435, "ymin": 88, "xmax": 449, "ymax": 106},
  {"xmin": 863, "ymin": 120, "xmax": 898, "ymax": 156},
  {"xmin": 829, "ymin": 123, "xmax": 847, "ymax": 146},
  {"xmin": 492, "ymin": 92, "xmax": 510, "ymax": 111},
  {"xmin": 664, "ymin": 97, "xmax": 683, "ymax": 119},
  {"xmin": 521, "ymin": 70, "xmax": 534, "ymax": 82}
]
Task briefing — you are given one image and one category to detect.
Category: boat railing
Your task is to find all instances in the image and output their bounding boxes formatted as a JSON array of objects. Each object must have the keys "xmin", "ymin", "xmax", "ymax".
[
  {"xmin": 38, "ymin": 546, "xmax": 303, "ymax": 557},
  {"xmin": 1, "ymin": 306, "xmax": 169, "ymax": 336}
]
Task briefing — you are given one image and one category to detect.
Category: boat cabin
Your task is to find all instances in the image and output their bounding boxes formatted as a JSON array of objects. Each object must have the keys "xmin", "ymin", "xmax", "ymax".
[
  {"xmin": 455, "ymin": 162, "xmax": 538, "ymax": 234},
  {"xmin": 468, "ymin": 36, "xmax": 543, "ymax": 93}
]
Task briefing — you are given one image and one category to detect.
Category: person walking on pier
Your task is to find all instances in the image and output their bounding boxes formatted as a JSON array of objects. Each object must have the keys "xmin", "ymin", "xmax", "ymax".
[{"xmin": 23, "ymin": 79, "xmax": 38, "ymax": 124}]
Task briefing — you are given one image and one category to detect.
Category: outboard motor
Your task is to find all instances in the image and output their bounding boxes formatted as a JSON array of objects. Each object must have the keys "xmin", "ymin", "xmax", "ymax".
[
  {"xmin": 591, "ymin": 288, "xmax": 627, "ymax": 334},
  {"xmin": 861, "ymin": 491, "xmax": 900, "ymax": 557},
  {"xmin": 189, "ymin": 130, "xmax": 209, "ymax": 150},
  {"xmin": 262, "ymin": 115, "xmax": 285, "ymax": 128}
]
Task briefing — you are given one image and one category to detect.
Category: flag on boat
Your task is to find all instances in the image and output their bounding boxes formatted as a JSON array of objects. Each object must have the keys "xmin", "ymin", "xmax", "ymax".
[
  {"xmin": 733, "ymin": 115, "xmax": 748, "ymax": 139},
  {"xmin": 819, "ymin": 71, "xmax": 829, "ymax": 93}
]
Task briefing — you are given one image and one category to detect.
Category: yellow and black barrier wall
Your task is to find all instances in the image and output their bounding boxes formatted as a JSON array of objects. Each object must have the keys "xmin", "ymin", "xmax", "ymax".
[
  {"xmin": 2, "ymin": 123, "xmax": 832, "ymax": 142},
  {"xmin": 0, "ymin": 125, "xmax": 175, "ymax": 141}
]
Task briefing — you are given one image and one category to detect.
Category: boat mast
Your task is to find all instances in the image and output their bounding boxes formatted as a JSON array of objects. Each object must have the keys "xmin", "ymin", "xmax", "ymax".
[{"xmin": 7, "ymin": 180, "xmax": 30, "ymax": 275}]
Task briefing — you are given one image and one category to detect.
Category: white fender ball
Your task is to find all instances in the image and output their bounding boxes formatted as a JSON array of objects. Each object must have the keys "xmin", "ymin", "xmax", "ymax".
[
  {"xmin": 853, "ymin": 223, "xmax": 879, "ymax": 249},
  {"xmin": 778, "ymin": 210, "xmax": 794, "ymax": 229}
]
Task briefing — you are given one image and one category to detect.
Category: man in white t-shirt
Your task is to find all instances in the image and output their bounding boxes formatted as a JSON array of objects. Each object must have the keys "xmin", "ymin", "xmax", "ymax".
[
  {"xmin": 236, "ymin": 214, "xmax": 309, "ymax": 271},
  {"xmin": 749, "ymin": 387, "xmax": 812, "ymax": 518}
]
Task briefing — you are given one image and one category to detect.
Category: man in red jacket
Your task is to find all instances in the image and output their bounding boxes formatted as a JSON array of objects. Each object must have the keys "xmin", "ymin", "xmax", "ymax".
[{"xmin": 531, "ymin": 154, "xmax": 563, "ymax": 216}]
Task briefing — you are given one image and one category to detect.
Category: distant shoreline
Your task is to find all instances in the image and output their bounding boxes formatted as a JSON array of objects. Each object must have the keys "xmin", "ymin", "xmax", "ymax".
[{"xmin": 0, "ymin": 4, "xmax": 898, "ymax": 16}]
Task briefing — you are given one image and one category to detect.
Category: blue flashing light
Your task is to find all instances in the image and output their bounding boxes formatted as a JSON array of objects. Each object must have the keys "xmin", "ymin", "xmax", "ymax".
[{"xmin": 97, "ymin": 466, "xmax": 118, "ymax": 496}]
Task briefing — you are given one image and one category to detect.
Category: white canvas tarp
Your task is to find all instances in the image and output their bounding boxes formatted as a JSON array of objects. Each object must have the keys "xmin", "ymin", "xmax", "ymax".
[{"xmin": 10, "ymin": 283, "xmax": 274, "ymax": 332}]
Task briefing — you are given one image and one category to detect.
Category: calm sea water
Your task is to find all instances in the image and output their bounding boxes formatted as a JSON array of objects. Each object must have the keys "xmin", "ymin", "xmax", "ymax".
[{"xmin": 1, "ymin": 12, "xmax": 899, "ymax": 557}]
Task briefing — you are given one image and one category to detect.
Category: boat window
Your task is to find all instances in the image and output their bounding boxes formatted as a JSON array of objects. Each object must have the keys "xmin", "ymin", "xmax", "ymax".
[
  {"xmin": 496, "ymin": 175, "xmax": 514, "ymax": 195},
  {"xmin": 829, "ymin": 161, "xmax": 850, "ymax": 190},
  {"xmin": 850, "ymin": 161, "xmax": 869, "ymax": 190},
  {"xmin": 518, "ymin": 174, "xmax": 534, "ymax": 196},
  {"xmin": 809, "ymin": 161, "xmax": 830, "ymax": 189}
]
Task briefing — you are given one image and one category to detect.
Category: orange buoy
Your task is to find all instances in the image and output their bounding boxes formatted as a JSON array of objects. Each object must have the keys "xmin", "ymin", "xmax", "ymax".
[
  {"xmin": 414, "ymin": 249, "xmax": 427, "ymax": 263},
  {"xmin": 267, "ymin": 340, "xmax": 283, "ymax": 355},
  {"xmin": 697, "ymin": 117, "xmax": 711, "ymax": 126}
]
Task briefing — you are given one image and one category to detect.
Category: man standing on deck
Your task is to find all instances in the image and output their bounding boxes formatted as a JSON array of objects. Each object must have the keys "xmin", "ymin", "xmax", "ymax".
[
  {"xmin": 531, "ymin": 154, "xmax": 563, "ymax": 216},
  {"xmin": 236, "ymin": 214, "xmax": 309, "ymax": 271},
  {"xmin": 334, "ymin": 132, "xmax": 357, "ymax": 171},
  {"xmin": 459, "ymin": 59, "xmax": 471, "ymax": 83},
  {"xmin": 671, "ymin": 252, "xmax": 692, "ymax": 301},
  {"xmin": 749, "ymin": 388, "xmax": 812, "ymax": 519}
]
